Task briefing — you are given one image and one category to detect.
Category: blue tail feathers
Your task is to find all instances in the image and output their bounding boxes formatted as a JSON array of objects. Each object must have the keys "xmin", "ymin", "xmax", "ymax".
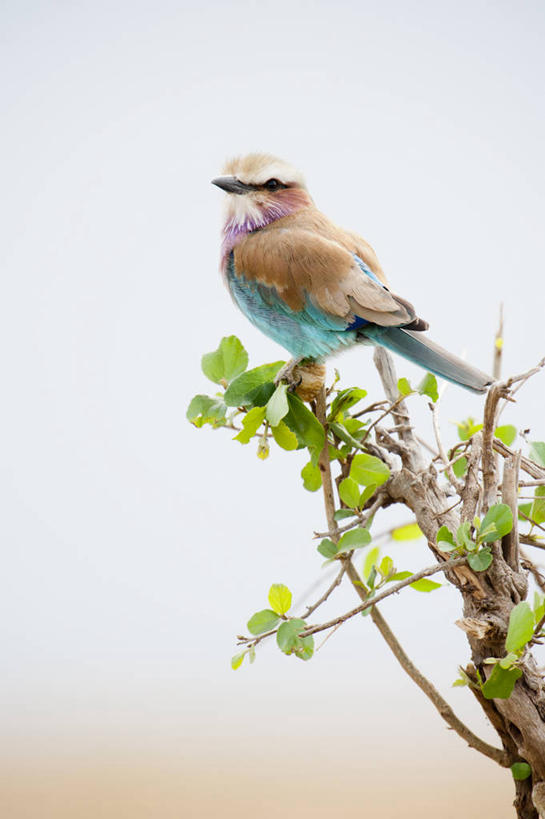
[{"xmin": 361, "ymin": 326, "xmax": 493, "ymax": 394}]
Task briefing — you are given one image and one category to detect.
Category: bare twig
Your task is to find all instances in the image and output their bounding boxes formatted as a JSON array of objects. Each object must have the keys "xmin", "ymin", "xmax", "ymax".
[
  {"xmin": 493, "ymin": 303, "xmax": 504, "ymax": 381},
  {"xmin": 343, "ymin": 561, "xmax": 509, "ymax": 767},
  {"xmin": 494, "ymin": 438, "xmax": 545, "ymax": 480},
  {"xmin": 301, "ymin": 556, "xmax": 467, "ymax": 638},
  {"xmin": 431, "ymin": 400, "xmax": 464, "ymax": 493},
  {"xmin": 302, "ymin": 563, "xmax": 347, "ymax": 619},
  {"xmin": 521, "ymin": 551, "xmax": 545, "ymax": 593},
  {"xmin": 372, "ymin": 348, "xmax": 425, "ymax": 471}
]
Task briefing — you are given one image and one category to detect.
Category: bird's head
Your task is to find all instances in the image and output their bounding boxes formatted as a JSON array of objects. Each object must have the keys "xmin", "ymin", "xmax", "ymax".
[{"xmin": 212, "ymin": 153, "xmax": 313, "ymax": 233}]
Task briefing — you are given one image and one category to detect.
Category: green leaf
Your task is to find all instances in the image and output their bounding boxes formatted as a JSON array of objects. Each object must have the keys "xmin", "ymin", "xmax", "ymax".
[
  {"xmin": 295, "ymin": 634, "xmax": 315, "ymax": 661},
  {"xmin": 481, "ymin": 663, "xmax": 522, "ymax": 699},
  {"xmin": 534, "ymin": 592, "xmax": 545, "ymax": 625},
  {"xmin": 247, "ymin": 609, "xmax": 280, "ymax": 635},
  {"xmin": 224, "ymin": 362, "xmax": 284, "ymax": 406},
  {"xmin": 392, "ymin": 523, "xmax": 422, "ymax": 541},
  {"xmin": 337, "ymin": 527, "xmax": 371, "ymax": 554},
  {"xmin": 511, "ymin": 762, "xmax": 532, "ymax": 781},
  {"xmin": 268, "ymin": 584, "xmax": 292, "ymax": 616},
  {"xmin": 266, "ymin": 383, "xmax": 289, "ymax": 426},
  {"xmin": 276, "ymin": 618, "xmax": 306, "ymax": 654},
  {"xmin": 388, "ymin": 570, "xmax": 413, "ymax": 582},
  {"xmin": 437, "ymin": 525, "xmax": 456, "ymax": 547},
  {"xmin": 452, "ymin": 456, "xmax": 468, "ymax": 478},
  {"xmin": 495, "ymin": 425, "xmax": 517, "ymax": 446},
  {"xmin": 437, "ymin": 525, "xmax": 457, "ymax": 552},
  {"xmin": 418, "ymin": 372, "xmax": 439, "ymax": 403},
  {"xmin": 231, "ymin": 652, "xmax": 245, "ymax": 670},
  {"xmin": 467, "ymin": 547, "xmax": 493, "ymax": 572},
  {"xmin": 529, "ymin": 441, "xmax": 545, "ymax": 468},
  {"xmin": 518, "ymin": 502, "xmax": 532, "ymax": 521},
  {"xmin": 342, "ymin": 417, "xmax": 365, "ymax": 437},
  {"xmin": 410, "ymin": 578, "xmax": 441, "ymax": 592},
  {"xmin": 379, "ymin": 556, "xmax": 394, "ymax": 577},
  {"xmin": 186, "ymin": 394, "xmax": 227, "ymax": 428},
  {"xmin": 530, "ymin": 486, "xmax": 545, "ymax": 525},
  {"xmin": 350, "ymin": 453, "xmax": 390, "ymax": 487},
  {"xmin": 452, "ymin": 667, "xmax": 472, "ymax": 688},
  {"xmin": 317, "ymin": 538, "xmax": 337, "ymax": 559},
  {"xmin": 363, "ymin": 546, "xmax": 380, "ymax": 581},
  {"xmin": 479, "ymin": 503, "xmax": 513, "ymax": 542},
  {"xmin": 499, "ymin": 652, "xmax": 518, "ymax": 669},
  {"xmin": 271, "ymin": 420, "xmax": 298, "ymax": 451},
  {"xmin": 233, "ymin": 406, "xmax": 267, "ymax": 444},
  {"xmin": 201, "ymin": 336, "xmax": 248, "ymax": 384},
  {"xmin": 338, "ymin": 477, "xmax": 361, "ymax": 509},
  {"xmin": 334, "ymin": 509, "xmax": 357, "ymax": 521},
  {"xmin": 284, "ymin": 393, "xmax": 325, "ymax": 465},
  {"xmin": 359, "ymin": 485, "xmax": 377, "ymax": 507},
  {"xmin": 456, "ymin": 520, "xmax": 473, "ymax": 550},
  {"xmin": 397, "ymin": 377, "xmax": 413, "ymax": 396},
  {"xmin": 505, "ymin": 602, "xmax": 534, "ymax": 653},
  {"xmin": 328, "ymin": 387, "xmax": 367, "ymax": 420},
  {"xmin": 301, "ymin": 461, "xmax": 322, "ymax": 492},
  {"xmin": 457, "ymin": 417, "xmax": 483, "ymax": 441}
]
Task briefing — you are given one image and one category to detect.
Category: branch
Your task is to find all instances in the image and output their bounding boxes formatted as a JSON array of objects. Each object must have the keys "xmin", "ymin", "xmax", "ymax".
[
  {"xmin": 315, "ymin": 386, "xmax": 338, "ymax": 539},
  {"xmin": 372, "ymin": 347, "xmax": 425, "ymax": 471},
  {"xmin": 301, "ymin": 556, "xmax": 467, "ymax": 637},
  {"xmin": 431, "ymin": 398, "xmax": 464, "ymax": 492},
  {"xmin": 501, "ymin": 450, "xmax": 521, "ymax": 570},
  {"xmin": 344, "ymin": 561, "xmax": 510, "ymax": 767},
  {"xmin": 302, "ymin": 563, "xmax": 346, "ymax": 619}
]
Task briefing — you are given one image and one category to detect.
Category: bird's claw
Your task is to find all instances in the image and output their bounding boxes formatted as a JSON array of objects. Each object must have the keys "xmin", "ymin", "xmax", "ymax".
[{"xmin": 274, "ymin": 360, "xmax": 303, "ymax": 391}]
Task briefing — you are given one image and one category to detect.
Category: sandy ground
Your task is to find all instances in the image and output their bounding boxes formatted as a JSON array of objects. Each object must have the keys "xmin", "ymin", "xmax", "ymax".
[{"xmin": 0, "ymin": 751, "xmax": 515, "ymax": 818}]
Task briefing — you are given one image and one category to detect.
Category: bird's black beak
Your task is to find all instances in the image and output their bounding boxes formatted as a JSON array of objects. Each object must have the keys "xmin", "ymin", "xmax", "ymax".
[{"xmin": 211, "ymin": 176, "xmax": 253, "ymax": 195}]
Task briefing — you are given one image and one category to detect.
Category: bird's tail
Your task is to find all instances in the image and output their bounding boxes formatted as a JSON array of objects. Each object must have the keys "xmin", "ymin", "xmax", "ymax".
[{"xmin": 361, "ymin": 326, "xmax": 493, "ymax": 394}]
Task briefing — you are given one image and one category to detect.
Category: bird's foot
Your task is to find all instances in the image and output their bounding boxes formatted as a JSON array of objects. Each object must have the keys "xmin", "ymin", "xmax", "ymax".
[{"xmin": 274, "ymin": 358, "xmax": 303, "ymax": 391}]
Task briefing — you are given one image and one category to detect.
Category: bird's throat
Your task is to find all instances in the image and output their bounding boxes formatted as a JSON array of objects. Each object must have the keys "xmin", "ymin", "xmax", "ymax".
[{"xmin": 220, "ymin": 189, "xmax": 312, "ymax": 266}]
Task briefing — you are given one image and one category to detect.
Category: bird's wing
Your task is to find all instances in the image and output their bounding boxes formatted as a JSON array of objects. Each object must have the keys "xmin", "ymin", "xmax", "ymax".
[{"xmin": 233, "ymin": 227, "xmax": 416, "ymax": 327}]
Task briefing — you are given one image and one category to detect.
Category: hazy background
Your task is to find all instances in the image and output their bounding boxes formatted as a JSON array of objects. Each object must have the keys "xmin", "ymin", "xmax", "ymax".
[{"xmin": 1, "ymin": 1, "xmax": 544, "ymax": 816}]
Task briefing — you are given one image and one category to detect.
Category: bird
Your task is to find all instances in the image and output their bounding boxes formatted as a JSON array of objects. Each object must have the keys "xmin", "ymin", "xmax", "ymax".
[{"xmin": 212, "ymin": 153, "xmax": 493, "ymax": 394}]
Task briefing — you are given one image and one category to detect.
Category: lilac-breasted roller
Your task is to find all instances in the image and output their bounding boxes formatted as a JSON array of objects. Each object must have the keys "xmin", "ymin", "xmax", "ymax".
[{"xmin": 212, "ymin": 153, "xmax": 492, "ymax": 394}]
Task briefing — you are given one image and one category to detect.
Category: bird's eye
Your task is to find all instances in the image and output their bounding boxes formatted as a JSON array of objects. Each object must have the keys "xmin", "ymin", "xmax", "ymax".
[{"xmin": 264, "ymin": 178, "xmax": 281, "ymax": 191}]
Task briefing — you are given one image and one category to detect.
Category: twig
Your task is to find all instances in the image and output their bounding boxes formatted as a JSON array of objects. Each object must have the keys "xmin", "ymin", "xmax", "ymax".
[
  {"xmin": 416, "ymin": 435, "xmax": 439, "ymax": 457},
  {"xmin": 493, "ymin": 303, "xmax": 504, "ymax": 381},
  {"xmin": 493, "ymin": 438, "xmax": 545, "ymax": 480},
  {"xmin": 372, "ymin": 348, "xmax": 425, "ymax": 472},
  {"xmin": 301, "ymin": 556, "xmax": 467, "ymax": 638},
  {"xmin": 344, "ymin": 561, "xmax": 510, "ymax": 767},
  {"xmin": 460, "ymin": 432, "xmax": 482, "ymax": 524},
  {"xmin": 530, "ymin": 611, "xmax": 545, "ymax": 646},
  {"xmin": 431, "ymin": 400, "xmax": 464, "ymax": 493},
  {"xmin": 519, "ymin": 535, "xmax": 545, "ymax": 551},
  {"xmin": 501, "ymin": 450, "xmax": 521, "ymax": 570},
  {"xmin": 497, "ymin": 356, "xmax": 545, "ymax": 421},
  {"xmin": 314, "ymin": 494, "xmax": 384, "ymax": 539},
  {"xmin": 521, "ymin": 551, "xmax": 545, "ymax": 593},
  {"xmin": 482, "ymin": 383, "xmax": 507, "ymax": 513},
  {"xmin": 316, "ymin": 386, "xmax": 338, "ymax": 539},
  {"xmin": 302, "ymin": 563, "xmax": 347, "ymax": 619}
]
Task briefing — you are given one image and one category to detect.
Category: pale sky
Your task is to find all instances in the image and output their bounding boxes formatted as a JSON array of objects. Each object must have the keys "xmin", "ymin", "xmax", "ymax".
[{"xmin": 1, "ymin": 1, "xmax": 544, "ymax": 812}]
